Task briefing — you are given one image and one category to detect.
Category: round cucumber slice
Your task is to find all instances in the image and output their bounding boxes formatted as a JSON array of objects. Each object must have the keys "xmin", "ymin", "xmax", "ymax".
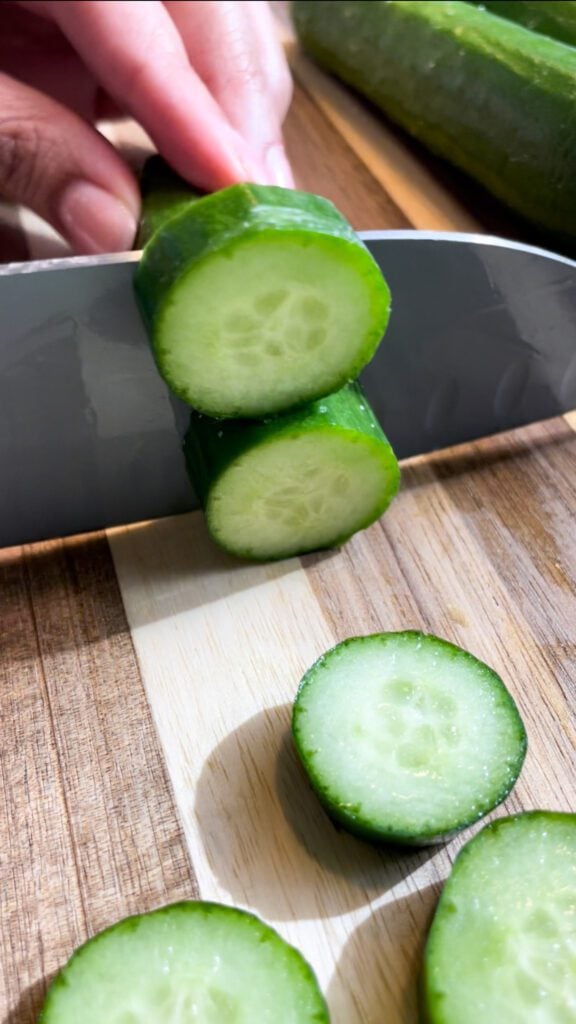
[
  {"xmin": 39, "ymin": 901, "xmax": 329, "ymax": 1024},
  {"xmin": 184, "ymin": 383, "xmax": 400, "ymax": 561},
  {"xmin": 292, "ymin": 632, "xmax": 527, "ymax": 844},
  {"xmin": 424, "ymin": 812, "xmax": 576, "ymax": 1024},
  {"xmin": 134, "ymin": 184, "xmax": 390, "ymax": 419}
]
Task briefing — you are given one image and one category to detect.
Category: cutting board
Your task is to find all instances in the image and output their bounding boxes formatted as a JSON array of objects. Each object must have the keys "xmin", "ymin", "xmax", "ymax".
[{"xmin": 1, "ymin": 39, "xmax": 575, "ymax": 1024}]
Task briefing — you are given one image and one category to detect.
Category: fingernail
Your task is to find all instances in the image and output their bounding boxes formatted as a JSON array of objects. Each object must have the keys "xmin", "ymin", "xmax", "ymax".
[
  {"xmin": 264, "ymin": 144, "xmax": 295, "ymax": 188},
  {"xmin": 58, "ymin": 181, "xmax": 137, "ymax": 254}
]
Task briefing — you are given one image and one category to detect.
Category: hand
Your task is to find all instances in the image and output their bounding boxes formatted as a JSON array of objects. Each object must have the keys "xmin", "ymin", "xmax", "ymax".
[{"xmin": 0, "ymin": 1, "xmax": 294, "ymax": 254}]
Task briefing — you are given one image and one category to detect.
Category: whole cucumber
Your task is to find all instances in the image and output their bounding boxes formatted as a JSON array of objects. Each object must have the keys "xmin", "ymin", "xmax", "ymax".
[
  {"xmin": 293, "ymin": 0, "xmax": 576, "ymax": 239},
  {"xmin": 468, "ymin": 1, "xmax": 576, "ymax": 48}
]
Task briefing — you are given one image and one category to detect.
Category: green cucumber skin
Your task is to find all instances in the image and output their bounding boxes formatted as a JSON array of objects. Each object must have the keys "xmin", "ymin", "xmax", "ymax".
[
  {"xmin": 292, "ymin": 632, "xmax": 527, "ymax": 847},
  {"xmin": 134, "ymin": 184, "xmax": 389, "ymax": 417},
  {"xmin": 39, "ymin": 901, "xmax": 330, "ymax": 1024},
  {"xmin": 468, "ymin": 1, "xmax": 576, "ymax": 48},
  {"xmin": 293, "ymin": 0, "xmax": 576, "ymax": 239},
  {"xmin": 137, "ymin": 155, "xmax": 204, "ymax": 247},
  {"xmin": 422, "ymin": 811, "xmax": 576, "ymax": 1024},
  {"xmin": 184, "ymin": 382, "xmax": 400, "ymax": 561}
]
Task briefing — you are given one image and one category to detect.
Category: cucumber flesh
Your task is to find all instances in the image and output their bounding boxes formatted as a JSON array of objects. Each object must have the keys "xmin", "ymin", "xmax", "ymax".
[
  {"xmin": 292, "ymin": 632, "xmax": 527, "ymax": 844},
  {"xmin": 39, "ymin": 901, "xmax": 329, "ymax": 1024},
  {"xmin": 184, "ymin": 383, "xmax": 400, "ymax": 561},
  {"xmin": 156, "ymin": 234, "xmax": 379, "ymax": 418},
  {"xmin": 134, "ymin": 184, "xmax": 390, "ymax": 419},
  {"xmin": 424, "ymin": 812, "xmax": 576, "ymax": 1024}
]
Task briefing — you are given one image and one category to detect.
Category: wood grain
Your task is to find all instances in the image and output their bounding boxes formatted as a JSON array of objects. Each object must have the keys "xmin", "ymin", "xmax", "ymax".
[
  {"xmin": 0, "ymin": 537, "xmax": 197, "ymax": 1024},
  {"xmin": 111, "ymin": 424, "xmax": 575, "ymax": 1024},
  {"xmin": 109, "ymin": 514, "xmax": 451, "ymax": 1024},
  {"xmin": 1, "ymin": 24, "xmax": 575, "ymax": 1024},
  {"xmin": 284, "ymin": 81, "xmax": 411, "ymax": 231}
]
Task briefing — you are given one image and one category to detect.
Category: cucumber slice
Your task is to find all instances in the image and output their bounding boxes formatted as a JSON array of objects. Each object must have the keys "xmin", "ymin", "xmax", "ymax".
[
  {"xmin": 134, "ymin": 184, "xmax": 390, "ymax": 418},
  {"xmin": 39, "ymin": 901, "xmax": 329, "ymax": 1024},
  {"xmin": 424, "ymin": 812, "xmax": 576, "ymax": 1024},
  {"xmin": 184, "ymin": 382, "xmax": 400, "ymax": 561},
  {"xmin": 292, "ymin": 632, "xmax": 527, "ymax": 845}
]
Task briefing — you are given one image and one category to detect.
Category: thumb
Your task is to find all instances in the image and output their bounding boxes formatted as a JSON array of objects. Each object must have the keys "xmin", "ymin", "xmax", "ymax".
[{"xmin": 0, "ymin": 72, "xmax": 139, "ymax": 253}]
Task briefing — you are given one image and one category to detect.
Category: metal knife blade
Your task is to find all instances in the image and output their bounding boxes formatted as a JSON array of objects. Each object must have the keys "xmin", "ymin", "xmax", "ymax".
[{"xmin": 1, "ymin": 231, "xmax": 575, "ymax": 548}]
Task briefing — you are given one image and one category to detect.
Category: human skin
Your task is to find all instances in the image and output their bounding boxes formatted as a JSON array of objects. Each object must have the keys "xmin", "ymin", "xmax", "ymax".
[{"xmin": 0, "ymin": 1, "xmax": 294, "ymax": 252}]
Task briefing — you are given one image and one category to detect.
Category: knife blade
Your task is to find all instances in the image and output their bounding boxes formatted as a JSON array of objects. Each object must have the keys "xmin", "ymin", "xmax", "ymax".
[{"xmin": 1, "ymin": 231, "xmax": 575, "ymax": 548}]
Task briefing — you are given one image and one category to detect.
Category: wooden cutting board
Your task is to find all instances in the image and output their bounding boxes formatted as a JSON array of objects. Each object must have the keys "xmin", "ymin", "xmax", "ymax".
[{"xmin": 1, "ymin": 39, "xmax": 575, "ymax": 1024}]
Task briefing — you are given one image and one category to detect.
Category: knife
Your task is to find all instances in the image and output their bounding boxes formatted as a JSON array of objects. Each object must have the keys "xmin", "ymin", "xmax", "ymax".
[{"xmin": 1, "ymin": 230, "xmax": 575, "ymax": 549}]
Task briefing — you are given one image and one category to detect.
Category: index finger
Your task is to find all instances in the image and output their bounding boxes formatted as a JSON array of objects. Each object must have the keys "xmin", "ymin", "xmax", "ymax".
[
  {"xmin": 166, "ymin": 0, "xmax": 294, "ymax": 186},
  {"xmin": 51, "ymin": 0, "xmax": 259, "ymax": 189}
]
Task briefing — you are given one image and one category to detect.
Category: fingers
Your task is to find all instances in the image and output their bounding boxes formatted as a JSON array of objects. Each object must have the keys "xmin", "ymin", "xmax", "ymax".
[
  {"xmin": 165, "ymin": 0, "xmax": 294, "ymax": 186},
  {"xmin": 10, "ymin": 0, "xmax": 295, "ymax": 198},
  {"xmin": 0, "ymin": 71, "xmax": 139, "ymax": 253},
  {"xmin": 243, "ymin": 1, "xmax": 294, "ymax": 122},
  {"xmin": 50, "ymin": 0, "xmax": 262, "ymax": 190},
  {"xmin": 244, "ymin": 0, "xmax": 294, "ymax": 185}
]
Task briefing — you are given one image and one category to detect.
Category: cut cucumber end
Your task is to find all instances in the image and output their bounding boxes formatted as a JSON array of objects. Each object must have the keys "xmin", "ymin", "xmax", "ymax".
[
  {"xmin": 135, "ymin": 182, "xmax": 390, "ymax": 419},
  {"xmin": 292, "ymin": 632, "xmax": 527, "ymax": 845},
  {"xmin": 39, "ymin": 901, "xmax": 330, "ymax": 1024},
  {"xmin": 207, "ymin": 426, "xmax": 397, "ymax": 561},
  {"xmin": 423, "ymin": 811, "xmax": 576, "ymax": 1024},
  {"xmin": 155, "ymin": 230, "xmax": 389, "ymax": 418},
  {"xmin": 184, "ymin": 384, "xmax": 400, "ymax": 561}
]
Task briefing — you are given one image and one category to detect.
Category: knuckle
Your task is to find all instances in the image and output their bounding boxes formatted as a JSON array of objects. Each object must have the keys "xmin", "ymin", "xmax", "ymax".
[
  {"xmin": 0, "ymin": 117, "xmax": 46, "ymax": 202},
  {"xmin": 210, "ymin": 58, "xmax": 264, "ymax": 100}
]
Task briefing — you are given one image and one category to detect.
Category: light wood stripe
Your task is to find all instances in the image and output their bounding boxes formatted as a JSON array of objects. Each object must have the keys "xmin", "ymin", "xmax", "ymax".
[{"xmin": 109, "ymin": 514, "xmax": 453, "ymax": 1024}]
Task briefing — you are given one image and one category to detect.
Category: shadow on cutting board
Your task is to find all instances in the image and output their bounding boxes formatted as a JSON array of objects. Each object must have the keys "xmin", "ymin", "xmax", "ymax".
[
  {"xmin": 195, "ymin": 704, "xmax": 440, "ymax": 923},
  {"xmin": 3, "ymin": 974, "xmax": 46, "ymax": 1024},
  {"xmin": 327, "ymin": 885, "xmax": 439, "ymax": 1024}
]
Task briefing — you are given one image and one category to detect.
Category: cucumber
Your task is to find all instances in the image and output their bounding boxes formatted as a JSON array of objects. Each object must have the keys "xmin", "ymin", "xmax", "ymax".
[
  {"xmin": 292, "ymin": 632, "xmax": 527, "ymax": 845},
  {"xmin": 184, "ymin": 382, "xmax": 399, "ymax": 561},
  {"xmin": 39, "ymin": 901, "xmax": 330, "ymax": 1024},
  {"xmin": 468, "ymin": 1, "xmax": 576, "ymax": 48},
  {"xmin": 134, "ymin": 180, "xmax": 390, "ymax": 419},
  {"xmin": 293, "ymin": 0, "xmax": 576, "ymax": 240},
  {"xmin": 423, "ymin": 812, "xmax": 576, "ymax": 1024},
  {"xmin": 137, "ymin": 154, "xmax": 204, "ymax": 247}
]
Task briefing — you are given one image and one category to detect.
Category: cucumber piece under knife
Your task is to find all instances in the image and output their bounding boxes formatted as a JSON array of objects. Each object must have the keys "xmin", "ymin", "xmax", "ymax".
[{"xmin": 184, "ymin": 382, "xmax": 400, "ymax": 561}]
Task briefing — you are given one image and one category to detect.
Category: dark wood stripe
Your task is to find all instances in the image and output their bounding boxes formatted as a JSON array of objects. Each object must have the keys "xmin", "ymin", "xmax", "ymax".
[
  {"xmin": 1, "ymin": 535, "xmax": 198, "ymax": 1024},
  {"xmin": 1, "ymin": 548, "xmax": 85, "ymax": 1024},
  {"xmin": 304, "ymin": 419, "xmax": 576, "ymax": 812},
  {"xmin": 285, "ymin": 80, "xmax": 411, "ymax": 231}
]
